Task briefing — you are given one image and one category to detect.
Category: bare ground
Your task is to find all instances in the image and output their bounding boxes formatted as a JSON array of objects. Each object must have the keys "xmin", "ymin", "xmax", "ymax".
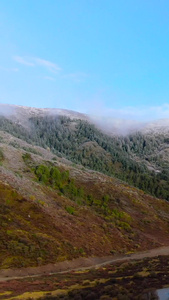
[{"xmin": 1, "ymin": 245, "xmax": 169, "ymax": 282}]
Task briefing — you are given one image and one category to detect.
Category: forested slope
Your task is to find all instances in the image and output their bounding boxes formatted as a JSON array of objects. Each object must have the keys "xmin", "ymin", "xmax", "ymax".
[{"xmin": 0, "ymin": 114, "xmax": 169, "ymax": 200}]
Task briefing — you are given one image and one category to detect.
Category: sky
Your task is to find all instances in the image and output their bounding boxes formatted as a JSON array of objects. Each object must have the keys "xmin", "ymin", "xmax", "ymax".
[{"xmin": 0, "ymin": 0, "xmax": 169, "ymax": 121}]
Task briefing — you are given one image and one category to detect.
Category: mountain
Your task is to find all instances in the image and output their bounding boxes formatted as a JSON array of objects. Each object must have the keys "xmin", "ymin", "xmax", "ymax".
[
  {"xmin": 0, "ymin": 104, "xmax": 169, "ymax": 201},
  {"xmin": 1, "ymin": 103, "xmax": 169, "ymax": 134},
  {"xmin": 1, "ymin": 128, "xmax": 169, "ymax": 271},
  {"xmin": 1, "ymin": 102, "xmax": 169, "ymax": 290},
  {"xmin": 142, "ymin": 118, "xmax": 169, "ymax": 134},
  {"xmin": 0, "ymin": 103, "xmax": 88, "ymax": 126}
]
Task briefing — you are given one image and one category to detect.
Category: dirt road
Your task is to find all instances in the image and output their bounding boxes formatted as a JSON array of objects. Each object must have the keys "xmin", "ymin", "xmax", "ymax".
[{"xmin": 1, "ymin": 246, "xmax": 169, "ymax": 282}]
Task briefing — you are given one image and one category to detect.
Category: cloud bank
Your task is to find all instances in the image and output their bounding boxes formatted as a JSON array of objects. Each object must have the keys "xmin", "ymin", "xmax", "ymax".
[{"xmin": 87, "ymin": 103, "xmax": 169, "ymax": 135}]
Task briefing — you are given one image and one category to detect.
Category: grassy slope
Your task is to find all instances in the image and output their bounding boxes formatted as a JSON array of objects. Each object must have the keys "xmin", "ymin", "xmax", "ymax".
[{"xmin": 0, "ymin": 131, "xmax": 169, "ymax": 269}]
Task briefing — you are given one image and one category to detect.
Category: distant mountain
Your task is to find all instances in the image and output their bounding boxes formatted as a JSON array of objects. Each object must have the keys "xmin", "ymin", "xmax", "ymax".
[
  {"xmin": 1, "ymin": 103, "xmax": 169, "ymax": 134},
  {"xmin": 0, "ymin": 103, "xmax": 88, "ymax": 125},
  {"xmin": 142, "ymin": 118, "xmax": 169, "ymax": 134}
]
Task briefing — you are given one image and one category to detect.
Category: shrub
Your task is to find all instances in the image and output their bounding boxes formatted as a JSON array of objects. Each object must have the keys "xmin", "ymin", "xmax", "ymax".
[
  {"xmin": 0, "ymin": 148, "xmax": 4, "ymax": 162},
  {"xmin": 65, "ymin": 206, "xmax": 75, "ymax": 215},
  {"xmin": 22, "ymin": 152, "xmax": 32, "ymax": 161}
]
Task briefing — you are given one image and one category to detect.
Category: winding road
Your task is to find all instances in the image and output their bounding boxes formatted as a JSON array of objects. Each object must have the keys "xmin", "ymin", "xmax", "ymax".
[{"xmin": 1, "ymin": 246, "xmax": 169, "ymax": 282}]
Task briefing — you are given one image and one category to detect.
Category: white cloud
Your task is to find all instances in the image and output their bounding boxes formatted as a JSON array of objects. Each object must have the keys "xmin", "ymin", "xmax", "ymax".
[
  {"xmin": 14, "ymin": 56, "xmax": 34, "ymax": 66},
  {"xmin": 34, "ymin": 58, "xmax": 61, "ymax": 72},
  {"xmin": 13, "ymin": 56, "xmax": 61, "ymax": 73},
  {"xmin": 13, "ymin": 56, "xmax": 88, "ymax": 80}
]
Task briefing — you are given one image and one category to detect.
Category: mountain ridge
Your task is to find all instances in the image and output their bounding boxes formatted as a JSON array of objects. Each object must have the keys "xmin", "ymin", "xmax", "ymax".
[{"xmin": 1, "ymin": 103, "xmax": 169, "ymax": 135}]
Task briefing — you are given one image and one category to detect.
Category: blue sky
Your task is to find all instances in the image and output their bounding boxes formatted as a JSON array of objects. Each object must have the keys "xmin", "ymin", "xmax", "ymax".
[{"xmin": 0, "ymin": 0, "xmax": 169, "ymax": 120}]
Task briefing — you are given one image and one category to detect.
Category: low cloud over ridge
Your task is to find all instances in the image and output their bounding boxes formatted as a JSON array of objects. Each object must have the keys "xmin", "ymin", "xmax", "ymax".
[{"xmin": 87, "ymin": 103, "xmax": 169, "ymax": 135}]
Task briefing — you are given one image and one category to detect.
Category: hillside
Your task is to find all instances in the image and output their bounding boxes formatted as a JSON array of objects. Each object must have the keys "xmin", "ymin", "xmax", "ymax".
[
  {"xmin": 1, "ymin": 129, "xmax": 169, "ymax": 270},
  {"xmin": 0, "ymin": 104, "xmax": 169, "ymax": 200}
]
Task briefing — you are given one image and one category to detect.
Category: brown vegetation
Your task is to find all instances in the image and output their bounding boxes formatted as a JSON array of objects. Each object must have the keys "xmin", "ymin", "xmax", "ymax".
[
  {"xmin": 1, "ymin": 255, "xmax": 169, "ymax": 299},
  {"xmin": 0, "ymin": 130, "xmax": 169, "ymax": 271}
]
